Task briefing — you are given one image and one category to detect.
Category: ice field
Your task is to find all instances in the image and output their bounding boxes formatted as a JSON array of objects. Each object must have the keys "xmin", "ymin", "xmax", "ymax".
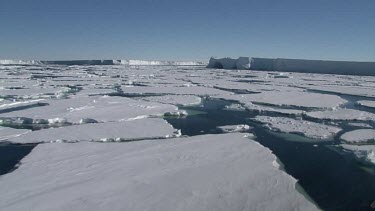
[{"xmin": 1, "ymin": 62, "xmax": 375, "ymax": 210}]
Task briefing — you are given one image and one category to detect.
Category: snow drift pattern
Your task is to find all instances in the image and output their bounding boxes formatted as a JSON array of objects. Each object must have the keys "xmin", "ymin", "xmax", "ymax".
[{"xmin": 207, "ymin": 57, "xmax": 375, "ymax": 76}]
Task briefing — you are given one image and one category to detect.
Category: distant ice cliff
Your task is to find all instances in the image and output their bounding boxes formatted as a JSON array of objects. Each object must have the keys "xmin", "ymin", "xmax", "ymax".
[
  {"xmin": 207, "ymin": 57, "xmax": 375, "ymax": 76},
  {"xmin": 0, "ymin": 59, "xmax": 207, "ymax": 66}
]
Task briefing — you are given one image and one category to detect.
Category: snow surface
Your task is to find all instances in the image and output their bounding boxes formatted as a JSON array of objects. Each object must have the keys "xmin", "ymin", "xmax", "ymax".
[
  {"xmin": 0, "ymin": 96, "xmax": 179, "ymax": 124},
  {"xmin": 121, "ymin": 86, "xmax": 231, "ymax": 96},
  {"xmin": 0, "ymin": 126, "xmax": 30, "ymax": 141},
  {"xmin": 305, "ymin": 109, "xmax": 375, "ymax": 121},
  {"xmin": 358, "ymin": 100, "xmax": 375, "ymax": 109},
  {"xmin": 213, "ymin": 91, "xmax": 346, "ymax": 109},
  {"xmin": 340, "ymin": 129, "xmax": 375, "ymax": 143},
  {"xmin": 253, "ymin": 116, "xmax": 341, "ymax": 140},
  {"xmin": 140, "ymin": 95, "xmax": 201, "ymax": 106},
  {"xmin": 4, "ymin": 118, "xmax": 178, "ymax": 144},
  {"xmin": 0, "ymin": 133, "xmax": 318, "ymax": 211},
  {"xmin": 347, "ymin": 122, "xmax": 373, "ymax": 128}
]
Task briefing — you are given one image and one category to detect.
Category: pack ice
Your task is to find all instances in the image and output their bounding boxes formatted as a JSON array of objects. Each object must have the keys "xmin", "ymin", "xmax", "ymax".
[{"xmin": 0, "ymin": 133, "xmax": 318, "ymax": 211}]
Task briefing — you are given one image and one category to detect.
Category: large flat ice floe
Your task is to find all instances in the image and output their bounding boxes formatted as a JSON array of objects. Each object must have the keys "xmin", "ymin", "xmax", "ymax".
[
  {"xmin": 214, "ymin": 91, "xmax": 346, "ymax": 109},
  {"xmin": 0, "ymin": 133, "xmax": 318, "ymax": 211},
  {"xmin": 0, "ymin": 96, "xmax": 179, "ymax": 124},
  {"xmin": 305, "ymin": 109, "xmax": 375, "ymax": 121},
  {"xmin": 358, "ymin": 100, "xmax": 375, "ymax": 109},
  {"xmin": 121, "ymin": 85, "xmax": 231, "ymax": 96},
  {"xmin": 4, "ymin": 118, "xmax": 178, "ymax": 143},
  {"xmin": 140, "ymin": 95, "xmax": 201, "ymax": 106},
  {"xmin": 253, "ymin": 116, "xmax": 341, "ymax": 140},
  {"xmin": 0, "ymin": 126, "xmax": 30, "ymax": 141},
  {"xmin": 340, "ymin": 129, "xmax": 375, "ymax": 144}
]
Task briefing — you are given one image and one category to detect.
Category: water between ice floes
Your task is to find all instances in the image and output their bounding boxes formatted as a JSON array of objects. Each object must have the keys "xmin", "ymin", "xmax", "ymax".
[
  {"xmin": 166, "ymin": 99, "xmax": 375, "ymax": 211},
  {"xmin": 1, "ymin": 98, "xmax": 375, "ymax": 210}
]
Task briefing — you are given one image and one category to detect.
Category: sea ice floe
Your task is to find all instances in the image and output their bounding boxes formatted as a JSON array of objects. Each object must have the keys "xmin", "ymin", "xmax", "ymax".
[
  {"xmin": 140, "ymin": 95, "xmax": 201, "ymax": 106},
  {"xmin": 4, "ymin": 118, "xmax": 178, "ymax": 144},
  {"xmin": 0, "ymin": 133, "xmax": 318, "ymax": 211},
  {"xmin": 305, "ymin": 109, "xmax": 375, "ymax": 121},
  {"xmin": 0, "ymin": 99, "xmax": 45, "ymax": 113},
  {"xmin": 121, "ymin": 85, "xmax": 231, "ymax": 96},
  {"xmin": 340, "ymin": 144, "xmax": 375, "ymax": 164},
  {"xmin": 0, "ymin": 126, "xmax": 30, "ymax": 141},
  {"xmin": 357, "ymin": 100, "xmax": 375, "ymax": 109},
  {"xmin": 253, "ymin": 116, "xmax": 341, "ymax": 140},
  {"xmin": 213, "ymin": 91, "xmax": 346, "ymax": 109},
  {"xmin": 340, "ymin": 129, "xmax": 375, "ymax": 144},
  {"xmin": 0, "ymin": 96, "xmax": 179, "ymax": 124},
  {"xmin": 347, "ymin": 122, "xmax": 373, "ymax": 128}
]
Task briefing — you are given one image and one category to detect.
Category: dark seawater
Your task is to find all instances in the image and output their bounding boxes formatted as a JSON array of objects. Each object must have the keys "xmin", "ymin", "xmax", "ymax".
[
  {"xmin": 166, "ymin": 99, "xmax": 375, "ymax": 211},
  {"xmin": 0, "ymin": 142, "xmax": 36, "ymax": 176}
]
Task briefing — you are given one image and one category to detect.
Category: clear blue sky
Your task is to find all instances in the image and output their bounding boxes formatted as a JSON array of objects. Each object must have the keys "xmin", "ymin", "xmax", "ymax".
[{"xmin": 1, "ymin": 0, "xmax": 374, "ymax": 61}]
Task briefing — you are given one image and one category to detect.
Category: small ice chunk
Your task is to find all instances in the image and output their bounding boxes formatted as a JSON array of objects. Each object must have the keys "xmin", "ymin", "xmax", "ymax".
[{"xmin": 217, "ymin": 124, "xmax": 252, "ymax": 133}]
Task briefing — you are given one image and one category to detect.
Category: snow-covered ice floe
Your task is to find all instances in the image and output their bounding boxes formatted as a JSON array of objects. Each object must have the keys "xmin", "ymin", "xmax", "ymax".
[
  {"xmin": 140, "ymin": 95, "xmax": 201, "ymax": 106},
  {"xmin": 253, "ymin": 116, "xmax": 341, "ymax": 140},
  {"xmin": 347, "ymin": 122, "xmax": 373, "ymax": 128},
  {"xmin": 0, "ymin": 96, "xmax": 180, "ymax": 125},
  {"xmin": 340, "ymin": 144, "xmax": 375, "ymax": 164},
  {"xmin": 305, "ymin": 109, "xmax": 375, "ymax": 121},
  {"xmin": 0, "ymin": 126, "xmax": 30, "ymax": 141},
  {"xmin": 340, "ymin": 129, "xmax": 375, "ymax": 144},
  {"xmin": 0, "ymin": 133, "xmax": 318, "ymax": 211},
  {"xmin": 213, "ymin": 91, "xmax": 346, "ymax": 109},
  {"xmin": 357, "ymin": 100, "xmax": 375, "ymax": 109},
  {"xmin": 4, "ymin": 118, "xmax": 179, "ymax": 144}
]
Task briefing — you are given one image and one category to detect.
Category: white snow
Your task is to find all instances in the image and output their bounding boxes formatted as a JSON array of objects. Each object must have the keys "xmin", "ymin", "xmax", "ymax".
[
  {"xmin": 305, "ymin": 109, "xmax": 375, "ymax": 121},
  {"xmin": 0, "ymin": 99, "xmax": 45, "ymax": 112},
  {"xmin": 140, "ymin": 95, "xmax": 201, "ymax": 106},
  {"xmin": 0, "ymin": 96, "xmax": 179, "ymax": 124},
  {"xmin": 5, "ymin": 118, "xmax": 178, "ymax": 144},
  {"xmin": 0, "ymin": 133, "xmax": 318, "ymax": 211},
  {"xmin": 253, "ymin": 116, "xmax": 341, "ymax": 140},
  {"xmin": 121, "ymin": 86, "xmax": 231, "ymax": 96},
  {"xmin": 213, "ymin": 91, "xmax": 346, "ymax": 109},
  {"xmin": 347, "ymin": 122, "xmax": 373, "ymax": 128},
  {"xmin": 340, "ymin": 129, "xmax": 375, "ymax": 143},
  {"xmin": 0, "ymin": 126, "xmax": 30, "ymax": 141}
]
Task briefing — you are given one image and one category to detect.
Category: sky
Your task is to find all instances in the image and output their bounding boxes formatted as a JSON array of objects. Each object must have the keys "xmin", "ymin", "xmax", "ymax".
[{"xmin": 0, "ymin": 0, "xmax": 374, "ymax": 61}]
